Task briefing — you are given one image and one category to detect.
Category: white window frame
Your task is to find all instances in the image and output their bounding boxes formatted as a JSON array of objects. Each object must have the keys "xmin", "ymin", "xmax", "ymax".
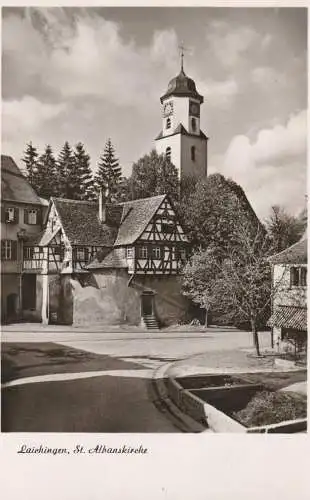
[
  {"xmin": 139, "ymin": 246, "xmax": 148, "ymax": 259},
  {"xmin": 3, "ymin": 240, "xmax": 12, "ymax": 260},
  {"xmin": 24, "ymin": 247, "xmax": 34, "ymax": 260},
  {"xmin": 6, "ymin": 208, "xmax": 15, "ymax": 223},
  {"xmin": 28, "ymin": 209, "xmax": 37, "ymax": 225},
  {"xmin": 126, "ymin": 247, "xmax": 134, "ymax": 259},
  {"xmin": 152, "ymin": 247, "xmax": 161, "ymax": 259}
]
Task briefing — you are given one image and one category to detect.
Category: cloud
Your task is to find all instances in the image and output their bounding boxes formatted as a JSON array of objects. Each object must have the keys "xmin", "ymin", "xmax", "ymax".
[
  {"xmin": 221, "ymin": 110, "xmax": 307, "ymax": 218},
  {"xmin": 2, "ymin": 96, "xmax": 66, "ymax": 136},
  {"xmin": 2, "ymin": 8, "xmax": 180, "ymax": 107},
  {"xmin": 199, "ymin": 78, "xmax": 239, "ymax": 109},
  {"xmin": 206, "ymin": 22, "xmax": 259, "ymax": 68}
]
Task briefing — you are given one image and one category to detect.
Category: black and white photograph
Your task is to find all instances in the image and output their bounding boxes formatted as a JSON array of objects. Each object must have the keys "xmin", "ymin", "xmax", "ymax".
[{"xmin": 1, "ymin": 5, "xmax": 307, "ymax": 440}]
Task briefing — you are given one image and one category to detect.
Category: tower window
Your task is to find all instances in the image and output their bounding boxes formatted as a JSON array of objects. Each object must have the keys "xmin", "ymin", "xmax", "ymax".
[
  {"xmin": 191, "ymin": 146, "xmax": 196, "ymax": 162},
  {"xmin": 191, "ymin": 118, "xmax": 197, "ymax": 132},
  {"xmin": 166, "ymin": 117, "xmax": 171, "ymax": 129},
  {"xmin": 166, "ymin": 147, "xmax": 171, "ymax": 161}
]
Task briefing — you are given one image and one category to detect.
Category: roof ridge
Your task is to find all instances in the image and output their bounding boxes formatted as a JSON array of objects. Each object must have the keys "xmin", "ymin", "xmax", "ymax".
[
  {"xmin": 52, "ymin": 197, "xmax": 97, "ymax": 205},
  {"xmin": 120, "ymin": 194, "xmax": 166, "ymax": 205}
]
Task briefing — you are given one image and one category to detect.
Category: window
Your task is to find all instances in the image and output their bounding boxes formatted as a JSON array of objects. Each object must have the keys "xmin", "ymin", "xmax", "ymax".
[
  {"xmin": 23, "ymin": 247, "xmax": 34, "ymax": 260},
  {"xmin": 191, "ymin": 146, "xmax": 196, "ymax": 162},
  {"xmin": 166, "ymin": 147, "xmax": 171, "ymax": 161},
  {"xmin": 3, "ymin": 207, "xmax": 18, "ymax": 224},
  {"xmin": 138, "ymin": 246, "xmax": 148, "ymax": 259},
  {"xmin": 166, "ymin": 117, "xmax": 171, "ymax": 129},
  {"xmin": 28, "ymin": 210, "xmax": 37, "ymax": 225},
  {"xmin": 290, "ymin": 266, "xmax": 307, "ymax": 287},
  {"xmin": 152, "ymin": 247, "xmax": 162, "ymax": 259},
  {"xmin": 126, "ymin": 247, "xmax": 134, "ymax": 259},
  {"xmin": 191, "ymin": 118, "xmax": 197, "ymax": 132},
  {"xmin": 1, "ymin": 240, "xmax": 17, "ymax": 261},
  {"xmin": 301, "ymin": 267, "xmax": 307, "ymax": 286}
]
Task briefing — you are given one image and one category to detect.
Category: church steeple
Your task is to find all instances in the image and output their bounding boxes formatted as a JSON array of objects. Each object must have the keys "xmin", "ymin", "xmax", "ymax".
[{"xmin": 155, "ymin": 55, "xmax": 208, "ymax": 182}]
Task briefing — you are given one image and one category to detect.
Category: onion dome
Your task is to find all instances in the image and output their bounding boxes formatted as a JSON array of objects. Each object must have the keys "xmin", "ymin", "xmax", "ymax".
[{"xmin": 160, "ymin": 67, "xmax": 204, "ymax": 104}]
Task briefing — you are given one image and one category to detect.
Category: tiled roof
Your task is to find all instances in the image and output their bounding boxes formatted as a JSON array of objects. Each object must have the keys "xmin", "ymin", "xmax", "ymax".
[
  {"xmin": 269, "ymin": 239, "xmax": 307, "ymax": 264},
  {"xmin": 114, "ymin": 194, "xmax": 166, "ymax": 246},
  {"xmin": 267, "ymin": 306, "xmax": 307, "ymax": 331},
  {"xmin": 1, "ymin": 155, "xmax": 42, "ymax": 205},
  {"xmin": 88, "ymin": 248, "xmax": 128, "ymax": 269},
  {"xmin": 53, "ymin": 198, "xmax": 117, "ymax": 246}
]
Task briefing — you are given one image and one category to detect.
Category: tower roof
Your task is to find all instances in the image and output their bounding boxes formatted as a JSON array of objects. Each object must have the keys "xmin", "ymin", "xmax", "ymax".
[{"xmin": 160, "ymin": 68, "xmax": 204, "ymax": 104}]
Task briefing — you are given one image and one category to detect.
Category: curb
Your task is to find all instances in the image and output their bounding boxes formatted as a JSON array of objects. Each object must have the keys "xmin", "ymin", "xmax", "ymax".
[{"xmin": 151, "ymin": 363, "xmax": 210, "ymax": 433}]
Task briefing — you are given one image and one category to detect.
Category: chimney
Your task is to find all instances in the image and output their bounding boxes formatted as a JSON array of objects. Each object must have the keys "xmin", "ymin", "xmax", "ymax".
[{"xmin": 98, "ymin": 188, "xmax": 106, "ymax": 223}]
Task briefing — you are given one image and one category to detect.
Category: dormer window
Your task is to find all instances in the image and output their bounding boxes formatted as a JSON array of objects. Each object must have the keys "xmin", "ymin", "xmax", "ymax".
[
  {"xmin": 166, "ymin": 147, "xmax": 171, "ymax": 161},
  {"xmin": 166, "ymin": 117, "xmax": 171, "ymax": 129},
  {"xmin": 191, "ymin": 146, "xmax": 196, "ymax": 162}
]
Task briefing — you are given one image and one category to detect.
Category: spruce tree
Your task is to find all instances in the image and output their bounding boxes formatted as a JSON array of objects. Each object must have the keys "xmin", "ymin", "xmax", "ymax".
[
  {"xmin": 36, "ymin": 144, "xmax": 58, "ymax": 199},
  {"xmin": 22, "ymin": 142, "xmax": 39, "ymax": 186},
  {"xmin": 94, "ymin": 139, "xmax": 122, "ymax": 202},
  {"xmin": 56, "ymin": 142, "xmax": 78, "ymax": 199},
  {"xmin": 74, "ymin": 142, "xmax": 95, "ymax": 200}
]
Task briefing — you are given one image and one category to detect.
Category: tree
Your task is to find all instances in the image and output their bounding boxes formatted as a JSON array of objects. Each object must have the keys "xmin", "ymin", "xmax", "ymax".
[
  {"xmin": 22, "ymin": 142, "xmax": 39, "ymax": 186},
  {"xmin": 35, "ymin": 144, "xmax": 58, "ymax": 199},
  {"xmin": 74, "ymin": 142, "xmax": 95, "ymax": 200},
  {"xmin": 182, "ymin": 214, "xmax": 274, "ymax": 356},
  {"xmin": 265, "ymin": 205, "xmax": 306, "ymax": 253},
  {"xmin": 56, "ymin": 142, "xmax": 79, "ymax": 199},
  {"xmin": 179, "ymin": 173, "xmax": 263, "ymax": 250},
  {"xmin": 129, "ymin": 149, "xmax": 180, "ymax": 203},
  {"xmin": 94, "ymin": 139, "xmax": 122, "ymax": 202}
]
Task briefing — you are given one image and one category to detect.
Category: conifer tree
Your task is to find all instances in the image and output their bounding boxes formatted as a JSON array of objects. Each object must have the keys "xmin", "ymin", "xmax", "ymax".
[
  {"xmin": 22, "ymin": 142, "xmax": 39, "ymax": 186},
  {"xmin": 56, "ymin": 142, "xmax": 78, "ymax": 199},
  {"xmin": 94, "ymin": 139, "xmax": 122, "ymax": 202},
  {"xmin": 74, "ymin": 142, "xmax": 95, "ymax": 200},
  {"xmin": 35, "ymin": 144, "xmax": 58, "ymax": 199}
]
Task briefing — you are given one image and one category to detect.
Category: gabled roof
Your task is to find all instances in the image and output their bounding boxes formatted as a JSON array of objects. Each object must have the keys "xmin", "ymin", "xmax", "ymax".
[
  {"xmin": 52, "ymin": 198, "xmax": 117, "ymax": 246},
  {"xmin": 269, "ymin": 238, "xmax": 307, "ymax": 264},
  {"xmin": 1, "ymin": 155, "xmax": 42, "ymax": 205},
  {"xmin": 155, "ymin": 124, "xmax": 208, "ymax": 141},
  {"xmin": 114, "ymin": 194, "xmax": 166, "ymax": 246}
]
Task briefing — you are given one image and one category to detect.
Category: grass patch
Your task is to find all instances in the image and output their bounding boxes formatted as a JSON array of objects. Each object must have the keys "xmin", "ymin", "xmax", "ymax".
[{"xmin": 233, "ymin": 390, "xmax": 307, "ymax": 427}]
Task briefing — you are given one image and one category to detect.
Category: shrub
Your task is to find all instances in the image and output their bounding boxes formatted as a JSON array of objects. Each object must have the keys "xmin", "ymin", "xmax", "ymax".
[{"xmin": 233, "ymin": 390, "xmax": 307, "ymax": 427}]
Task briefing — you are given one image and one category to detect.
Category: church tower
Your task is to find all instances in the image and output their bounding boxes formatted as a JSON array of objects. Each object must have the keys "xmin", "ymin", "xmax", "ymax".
[{"xmin": 155, "ymin": 55, "xmax": 208, "ymax": 183}]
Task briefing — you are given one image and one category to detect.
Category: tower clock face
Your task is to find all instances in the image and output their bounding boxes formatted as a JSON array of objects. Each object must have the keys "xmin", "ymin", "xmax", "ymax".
[
  {"xmin": 163, "ymin": 102, "xmax": 173, "ymax": 116},
  {"xmin": 189, "ymin": 101, "xmax": 200, "ymax": 117}
]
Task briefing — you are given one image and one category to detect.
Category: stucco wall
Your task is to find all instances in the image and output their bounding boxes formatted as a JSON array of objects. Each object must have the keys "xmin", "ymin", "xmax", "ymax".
[{"xmin": 273, "ymin": 264, "xmax": 307, "ymax": 307}]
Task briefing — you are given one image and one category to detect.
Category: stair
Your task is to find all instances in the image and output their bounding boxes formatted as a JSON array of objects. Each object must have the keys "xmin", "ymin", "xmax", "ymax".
[{"xmin": 142, "ymin": 314, "xmax": 160, "ymax": 330}]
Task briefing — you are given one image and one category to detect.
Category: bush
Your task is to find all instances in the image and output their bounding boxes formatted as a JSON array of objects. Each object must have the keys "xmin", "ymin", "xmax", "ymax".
[{"xmin": 233, "ymin": 390, "xmax": 307, "ymax": 427}]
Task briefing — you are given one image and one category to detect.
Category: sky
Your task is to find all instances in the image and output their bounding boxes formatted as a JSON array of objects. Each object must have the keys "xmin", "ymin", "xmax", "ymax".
[{"xmin": 2, "ymin": 6, "xmax": 307, "ymax": 220}]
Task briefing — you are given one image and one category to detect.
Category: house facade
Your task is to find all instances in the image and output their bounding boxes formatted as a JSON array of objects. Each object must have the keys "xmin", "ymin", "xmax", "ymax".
[
  {"xmin": 268, "ymin": 235, "xmax": 307, "ymax": 349},
  {"xmin": 22, "ymin": 194, "xmax": 191, "ymax": 328},
  {"xmin": 1, "ymin": 155, "xmax": 47, "ymax": 323}
]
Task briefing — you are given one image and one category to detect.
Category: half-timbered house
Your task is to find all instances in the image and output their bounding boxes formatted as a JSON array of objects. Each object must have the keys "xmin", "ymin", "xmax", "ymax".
[{"xmin": 23, "ymin": 194, "xmax": 191, "ymax": 328}]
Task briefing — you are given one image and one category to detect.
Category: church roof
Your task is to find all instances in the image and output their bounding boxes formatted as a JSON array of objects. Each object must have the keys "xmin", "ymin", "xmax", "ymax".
[
  {"xmin": 52, "ymin": 198, "xmax": 117, "ymax": 246},
  {"xmin": 155, "ymin": 123, "xmax": 208, "ymax": 141},
  {"xmin": 160, "ymin": 68, "xmax": 203, "ymax": 104},
  {"xmin": 1, "ymin": 155, "xmax": 42, "ymax": 205}
]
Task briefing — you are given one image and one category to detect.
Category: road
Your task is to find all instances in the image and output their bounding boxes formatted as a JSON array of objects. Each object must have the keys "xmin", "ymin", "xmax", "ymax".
[{"xmin": 1, "ymin": 327, "xmax": 271, "ymax": 432}]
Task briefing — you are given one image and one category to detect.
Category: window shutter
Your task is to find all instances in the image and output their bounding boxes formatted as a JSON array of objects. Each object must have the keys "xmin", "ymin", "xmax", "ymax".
[
  {"xmin": 14, "ymin": 208, "xmax": 19, "ymax": 224},
  {"xmin": 24, "ymin": 209, "xmax": 28, "ymax": 224},
  {"xmin": 37, "ymin": 209, "xmax": 42, "ymax": 226},
  {"xmin": 85, "ymin": 248, "xmax": 89, "ymax": 262},
  {"xmin": 1, "ymin": 206, "xmax": 6, "ymax": 223},
  {"xmin": 1, "ymin": 240, "xmax": 5, "ymax": 260},
  {"xmin": 11, "ymin": 240, "xmax": 18, "ymax": 261}
]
